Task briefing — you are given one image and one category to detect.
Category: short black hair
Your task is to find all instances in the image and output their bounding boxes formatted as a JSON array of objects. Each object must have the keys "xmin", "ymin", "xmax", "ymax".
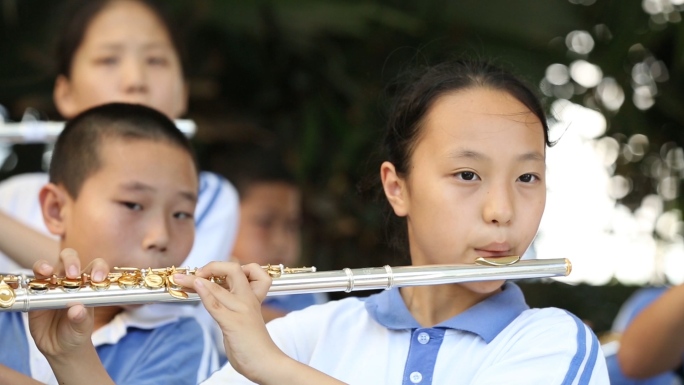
[
  {"xmin": 50, "ymin": 102, "xmax": 197, "ymax": 198},
  {"xmin": 211, "ymin": 143, "xmax": 297, "ymax": 199},
  {"xmin": 55, "ymin": 0, "xmax": 186, "ymax": 78}
]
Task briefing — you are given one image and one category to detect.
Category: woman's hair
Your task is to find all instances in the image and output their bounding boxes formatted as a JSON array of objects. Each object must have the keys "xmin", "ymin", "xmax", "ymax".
[
  {"xmin": 380, "ymin": 59, "xmax": 550, "ymax": 257},
  {"xmin": 55, "ymin": 0, "xmax": 186, "ymax": 78}
]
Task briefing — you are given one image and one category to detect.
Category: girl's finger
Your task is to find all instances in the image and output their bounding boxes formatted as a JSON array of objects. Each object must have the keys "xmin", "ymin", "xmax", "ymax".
[
  {"xmin": 192, "ymin": 277, "xmax": 234, "ymax": 321},
  {"xmin": 241, "ymin": 263, "xmax": 272, "ymax": 302},
  {"xmin": 194, "ymin": 261, "xmax": 243, "ymax": 280}
]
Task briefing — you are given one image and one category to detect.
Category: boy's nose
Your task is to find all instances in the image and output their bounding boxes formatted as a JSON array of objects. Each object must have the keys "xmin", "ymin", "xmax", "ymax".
[
  {"xmin": 482, "ymin": 183, "xmax": 514, "ymax": 225},
  {"xmin": 143, "ymin": 217, "xmax": 170, "ymax": 253}
]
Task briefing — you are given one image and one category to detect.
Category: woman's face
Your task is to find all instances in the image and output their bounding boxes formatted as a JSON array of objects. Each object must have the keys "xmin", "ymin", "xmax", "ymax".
[
  {"xmin": 382, "ymin": 87, "xmax": 547, "ymax": 295},
  {"xmin": 54, "ymin": 0, "xmax": 187, "ymax": 119}
]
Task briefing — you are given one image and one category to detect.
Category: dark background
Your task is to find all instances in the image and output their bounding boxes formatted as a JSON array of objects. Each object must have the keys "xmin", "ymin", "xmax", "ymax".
[{"xmin": 2, "ymin": 0, "xmax": 682, "ymax": 335}]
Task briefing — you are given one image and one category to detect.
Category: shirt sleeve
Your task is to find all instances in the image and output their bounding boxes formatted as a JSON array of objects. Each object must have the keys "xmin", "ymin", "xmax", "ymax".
[
  {"xmin": 0, "ymin": 173, "xmax": 52, "ymax": 273},
  {"xmin": 182, "ymin": 172, "xmax": 240, "ymax": 268},
  {"xmin": 201, "ymin": 310, "xmax": 313, "ymax": 385},
  {"xmin": 469, "ymin": 309, "xmax": 609, "ymax": 385}
]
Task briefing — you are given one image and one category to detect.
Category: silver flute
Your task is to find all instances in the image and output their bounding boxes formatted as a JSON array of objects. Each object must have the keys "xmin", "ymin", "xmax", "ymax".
[
  {"xmin": 0, "ymin": 256, "xmax": 571, "ymax": 312},
  {"xmin": 0, "ymin": 120, "xmax": 196, "ymax": 144}
]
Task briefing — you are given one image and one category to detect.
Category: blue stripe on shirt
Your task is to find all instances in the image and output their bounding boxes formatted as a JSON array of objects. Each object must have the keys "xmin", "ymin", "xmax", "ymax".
[
  {"xmin": 561, "ymin": 313, "xmax": 588, "ymax": 385},
  {"xmin": 578, "ymin": 327, "xmax": 600, "ymax": 384},
  {"xmin": 196, "ymin": 173, "xmax": 223, "ymax": 227}
]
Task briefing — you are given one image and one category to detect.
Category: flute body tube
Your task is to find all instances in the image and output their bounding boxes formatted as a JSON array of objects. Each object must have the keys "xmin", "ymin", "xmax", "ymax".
[{"xmin": 0, "ymin": 257, "xmax": 571, "ymax": 312}]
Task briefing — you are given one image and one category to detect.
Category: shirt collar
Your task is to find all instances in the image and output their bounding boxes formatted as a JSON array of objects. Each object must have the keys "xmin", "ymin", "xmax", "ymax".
[
  {"xmin": 364, "ymin": 282, "xmax": 529, "ymax": 343},
  {"xmin": 91, "ymin": 303, "xmax": 194, "ymax": 346}
]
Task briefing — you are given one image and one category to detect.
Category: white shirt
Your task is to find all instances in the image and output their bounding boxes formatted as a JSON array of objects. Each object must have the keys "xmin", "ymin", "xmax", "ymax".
[{"xmin": 205, "ymin": 283, "xmax": 609, "ymax": 385}]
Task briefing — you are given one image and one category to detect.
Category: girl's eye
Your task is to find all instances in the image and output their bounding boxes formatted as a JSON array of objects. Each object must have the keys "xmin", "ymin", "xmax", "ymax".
[
  {"xmin": 122, "ymin": 202, "xmax": 142, "ymax": 211},
  {"xmin": 147, "ymin": 56, "xmax": 168, "ymax": 66},
  {"xmin": 95, "ymin": 57, "xmax": 118, "ymax": 66},
  {"xmin": 174, "ymin": 212, "xmax": 194, "ymax": 220},
  {"xmin": 455, "ymin": 171, "xmax": 480, "ymax": 181},
  {"xmin": 518, "ymin": 174, "xmax": 538, "ymax": 183}
]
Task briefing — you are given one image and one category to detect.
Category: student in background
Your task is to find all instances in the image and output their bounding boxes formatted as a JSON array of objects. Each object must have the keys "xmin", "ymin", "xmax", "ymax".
[
  {"xmin": 0, "ymin": 103, "xmax": 215, "ymax": 384},
  {"xmin": 215, "ymin": 145, "xmax": 327, "ymax": 324},
  {"xmin": 0, "ymin": 0, "xmax": 239, "ymax": 275},
  {"xmin": 618, "ymin": 284, "xmax": 684, "ymax": 383}
]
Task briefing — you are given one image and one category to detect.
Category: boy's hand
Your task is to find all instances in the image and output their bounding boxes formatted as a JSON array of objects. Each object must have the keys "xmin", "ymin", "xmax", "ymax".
[
  {"xmin": 173, "ymin": 262, "xmax": 286, "ymax": 382},
  {"xmin": 27, "ymin": 248, "xmax": 110, "ymax": 360}
]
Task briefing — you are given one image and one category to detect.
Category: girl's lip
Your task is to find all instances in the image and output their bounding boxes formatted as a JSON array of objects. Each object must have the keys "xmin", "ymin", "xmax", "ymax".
[{"xmin": 475, "ymin": 250, "xmax": 512, "ymax": 257}]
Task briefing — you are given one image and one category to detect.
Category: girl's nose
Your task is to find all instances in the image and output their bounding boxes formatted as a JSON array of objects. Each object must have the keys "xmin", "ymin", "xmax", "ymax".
[
  {"xmin": 121, "ymin": 57, "xmax": 148, "ymax": 95},
  {"xmin": 482, "ymin": 183, "xmax": 514, "ymax": 225}
]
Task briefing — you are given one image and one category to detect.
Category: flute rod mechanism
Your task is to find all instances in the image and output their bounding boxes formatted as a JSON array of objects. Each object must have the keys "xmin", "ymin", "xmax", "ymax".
[
  {"xmin": 0, "ymin": 120, "xmax": 196, "ymax": 144},
  {"xmin": 0, "ymin": 257, "xmax": 571, "ymax": 312}
]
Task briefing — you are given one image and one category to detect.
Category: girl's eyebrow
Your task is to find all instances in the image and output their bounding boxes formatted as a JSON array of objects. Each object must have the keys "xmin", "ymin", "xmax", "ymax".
[
  {"xmin": 448, "ymin": 149, "xmax": 485, "ymax": 160},
  {"xmin": 518, "ymin": 152, "xmax": 545, "ymax": 163},
  {"xmin": 94, "ymin": 42, "xmax": 171, "ymax": 51},
  {"xmin": 448, "ymin": 149, "xmax": 545, "ymax": 163}
]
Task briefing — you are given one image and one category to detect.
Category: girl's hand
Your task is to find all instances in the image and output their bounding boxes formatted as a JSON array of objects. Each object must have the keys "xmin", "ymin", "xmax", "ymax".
[
  {"xmin": 173, "ymin": 262, "xmax": 286, "ymax": 382},
  {"xmin": 27, "ymin": 248, "xmax": 110, "ymax": 360}
]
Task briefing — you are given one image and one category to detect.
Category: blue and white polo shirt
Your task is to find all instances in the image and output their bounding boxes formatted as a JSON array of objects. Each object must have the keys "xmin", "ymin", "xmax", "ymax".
[
  {"xmin": 0, "ymin": 303, "xmax": 218, "ymax": 385},
  {"xmin": 205, "ymin": 283, "xmax": 608, "ymax": 384}
]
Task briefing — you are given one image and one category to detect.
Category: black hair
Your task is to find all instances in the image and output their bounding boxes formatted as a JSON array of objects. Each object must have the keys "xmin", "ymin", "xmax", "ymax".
[
  {"xmin": 380, "ymin": 59, "xmax": 550, "ymax": 257},
  {"xmin": 55, "ymin": 0, "xmax": 186, "ymax": 78},
  {"xmin": 211, "ymin": 143, "xmax": 297, "ymax": 199},
  {"xmin": 50, "ymin": 102, "xmax": 197, "ymax": 198}
]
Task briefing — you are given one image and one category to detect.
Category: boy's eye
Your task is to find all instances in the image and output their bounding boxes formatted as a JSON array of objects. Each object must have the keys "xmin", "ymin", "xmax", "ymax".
[
  {"xmin": 455, "ymin": 171, "xmax": 480, "ymax": 181},
  {"xmin": 518, "ymin": 174, "xmax": 539, "ymax": 183},
  {"xmin": 121, "ymin": 202, "xmax": 142, "ymax": 211}
]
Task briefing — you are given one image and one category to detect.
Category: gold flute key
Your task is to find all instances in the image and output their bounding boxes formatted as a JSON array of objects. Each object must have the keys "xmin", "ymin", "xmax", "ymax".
[
  {"xmin": 143, "ymin": 274, "xmax": 164, "ymax": 289},
  {"xmin": 0, "ymin": 281, "xmax": 15, "ymax": 308}
]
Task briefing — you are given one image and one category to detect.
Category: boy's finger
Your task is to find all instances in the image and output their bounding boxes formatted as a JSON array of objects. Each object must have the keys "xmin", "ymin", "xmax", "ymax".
[
  {"xmin": 66, "ymin": 304, "xmax": 93, "ymax": 335},
  {"xmin": 83, "ymin": 259, "xmax": 110, "ymax": 282},
  {"xmin": 32, "ymin": 259, "xmax": 55, "ymax": 278},
  {"xmin": 59, "ymin": 248, "xmax": 81, "ymax": 279}
]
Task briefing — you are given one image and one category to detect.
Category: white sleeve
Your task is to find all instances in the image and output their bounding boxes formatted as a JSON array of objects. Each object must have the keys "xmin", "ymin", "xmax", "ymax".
[
  {"xmin": 182, "ymin": 172, "xmax": 240, "ymax": 268},
  {"xmin": 470, "ymin": 310, "xmax": 609, "ymax": 385},
  {"xmin": 0, "ymin": 173, "xmax": 52, "ymax": 272},
  {"xmin": 201, "ymin": 309, "xmax": 314, "ymax": 385}
]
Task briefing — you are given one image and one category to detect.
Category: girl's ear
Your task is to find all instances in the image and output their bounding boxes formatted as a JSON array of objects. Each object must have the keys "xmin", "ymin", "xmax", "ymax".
[
  {"xmin": 380, "ymin": 161, "xmax": 409, "ymax": 217},
  {"xmin": 39, "ymin": 183, "xmax": 70, "ymax": 237},
  {"xmin": 53, "ymin": 75, "xmax": 77, "ymax": 119}
]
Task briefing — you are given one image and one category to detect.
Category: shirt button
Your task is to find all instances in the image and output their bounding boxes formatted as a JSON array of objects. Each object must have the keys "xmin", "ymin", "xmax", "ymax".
[
  {"xmin": 410, "ymin": 371, "xmax": 423, "ymax": 383},
  {"xmin": 417, "ymin": 332, "xmax": 430, "ymax": 344}
]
